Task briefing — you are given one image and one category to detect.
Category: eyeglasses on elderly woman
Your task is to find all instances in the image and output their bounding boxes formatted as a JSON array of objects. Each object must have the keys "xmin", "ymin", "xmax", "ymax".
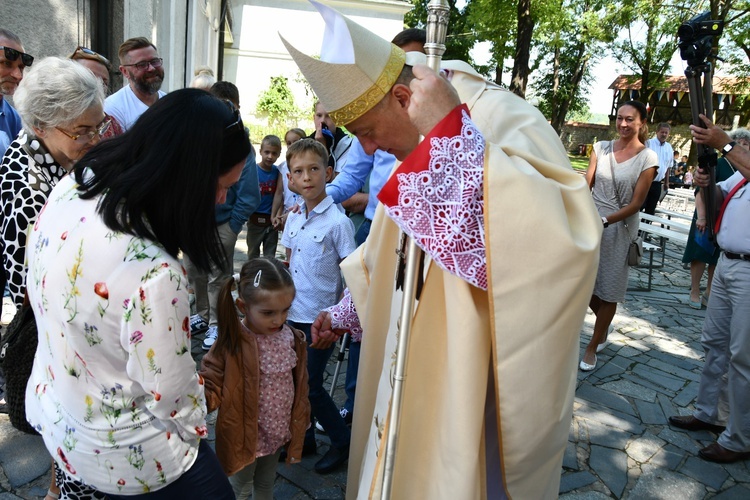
[
  {"xmin": 55, "ymin": 115, "xmax": 113, "ymax": 143},
  {"xmin": 1, "ymin": 46, "xmax": 34, "ymax": 67}
]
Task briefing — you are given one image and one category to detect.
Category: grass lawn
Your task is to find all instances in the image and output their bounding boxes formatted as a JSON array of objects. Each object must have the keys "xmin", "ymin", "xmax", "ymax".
[{"xmin": 568, "ymin": 154, "xmax": 589, "ymax": 173}]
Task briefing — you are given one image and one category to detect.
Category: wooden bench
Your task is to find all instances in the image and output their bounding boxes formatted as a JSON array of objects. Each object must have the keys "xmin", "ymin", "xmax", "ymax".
[
  {"xmin": 662, "ymin": 189, "xmax": 695, "ymax": 211},
  {"xmin": 632, "ymin": 217, "xmax": 689, "ymax": 291},
  {"xmin": 656, "ymin": 207, "xmax": 693, "ymax": 222}
]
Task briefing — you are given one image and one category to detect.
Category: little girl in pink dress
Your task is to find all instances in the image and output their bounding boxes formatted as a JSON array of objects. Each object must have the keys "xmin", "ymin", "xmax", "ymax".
[{"xmin": 201, "ymin": 258, "xmax": 310, "ymax": 500}]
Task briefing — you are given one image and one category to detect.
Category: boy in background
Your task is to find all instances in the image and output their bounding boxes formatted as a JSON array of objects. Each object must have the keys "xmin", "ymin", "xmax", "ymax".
[
  {"xmin": 246, "ymin": 135, "xmax": 283, "ymax": 258},
  {"xmin": 281, "ymin": 138, "xmax": 356, "ymax": 475}
]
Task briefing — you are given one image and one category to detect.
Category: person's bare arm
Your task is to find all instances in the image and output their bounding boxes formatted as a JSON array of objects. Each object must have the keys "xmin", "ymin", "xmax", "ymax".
[
  {"xmin": 341, "ymin": 192, "xmax": 368, "ymax": 214},
  {"xmin": 691, "ymin": 114, "xmax": 750, "ymax": 181},
  {"xmin": 585, "ymin": 150, "xmax": 598, "ymax": 190}
]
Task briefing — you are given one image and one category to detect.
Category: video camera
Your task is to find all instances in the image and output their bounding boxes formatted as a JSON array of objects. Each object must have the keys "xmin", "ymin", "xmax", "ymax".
[{"xmin": 678, "ymin": 12, "xmax": 724, "ymax": 67}]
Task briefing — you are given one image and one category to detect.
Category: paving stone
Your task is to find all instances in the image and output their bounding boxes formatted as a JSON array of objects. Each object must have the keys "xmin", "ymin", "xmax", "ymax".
[
  {"xmin": 627, "ymin": 434, "xmax": 666, "ymax": 463},
  {"xmin": 712, "ymin": 484, "xmax": 750, "ymax": 500},
  {"xmin": 615, "ymin": 345, "xmax": 643, "ymax": 358},
  {"xmin": 559, "ymin": 491, "xmax": 611, "ymax": 500},
  {"xmin": 631, "ymin": 364, "xmax": 687, "ymax": 391},
  {"xmin": 599, "ymin": 379, "xmax": 657, "ymax": 402},
  {"xmin": 587, "ymin": 356, "xmax": 629, "ymax": 381},
  {"xmin": 649, "ymin": 443, "xmax": 686, "ymax": 470},
  {"xmin": 628, "ymin": 468, "xmax": 706, "ymax": 499},
  {"xmin": 672, "ymin": 380, "xmax": 700, "ymax": 407},
  {"xmin": 723, "ymin": 460, "xmax": 750, "ymax": 483},
  {"xmin": 645, "ymin": 358, "xmax": 701, "ymax": 382},
  {"xmin": 559, "ymin": 471, "xmax": 597, "ymax": 493},
  {"xmin": 0, "ymin": 425, "xmax": 49, "ymax": 488},
  {"xmin": 679, "ymin": 456, "xmax": 729, "ymax": 490},
  {"xmin": 657, "ymin": 428, "xmax": 702, "ymax": 454},
  {"xmin": 622, "ymin": 373, "xmax": 678, "ymax": 397},
  {"xmin": 656, "ymin": 393, "xmax": 676, "ymax": 423},
  {"xmin": 583, "ymin": 419, "xmax": 632, "ymax": 450},
  {"xmin": 634, "ymin": 399, "xmax": 666, "ymax": 425},
  {"xmin": 576, "ymin": 401, "xmax": 644, "ymax": 435},
  {"xmin": 589, "ymin": 445, "xmax": 627, "ymax": 497},
  {"xmin": 576, "ymin": 383, "xmax": 636, "ymax": 416},
  {"xmin": 563, "ymin": 440, "xmax": 579, "ymax": 470}
]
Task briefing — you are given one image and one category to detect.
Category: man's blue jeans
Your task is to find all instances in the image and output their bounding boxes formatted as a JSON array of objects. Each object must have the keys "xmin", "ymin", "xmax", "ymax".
[{"xmin": 289, "ymin": 321, "xmax": 351, "ymax": 450}]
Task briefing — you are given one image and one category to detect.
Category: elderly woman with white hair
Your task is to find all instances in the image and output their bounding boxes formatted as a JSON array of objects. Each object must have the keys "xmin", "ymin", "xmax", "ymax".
[{"xmin": 0, "ymin": 57, "xmax": 109, "ymax": 307}]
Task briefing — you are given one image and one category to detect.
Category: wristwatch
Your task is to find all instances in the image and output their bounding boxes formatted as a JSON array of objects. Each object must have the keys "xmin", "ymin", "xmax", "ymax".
[
  {"xmin": 601, "ymin": 216, "xmax": 609, "ymax": 228},
  {"xmin": 722, "ymin": 141, "xmax": 737, "ymax": 156}
]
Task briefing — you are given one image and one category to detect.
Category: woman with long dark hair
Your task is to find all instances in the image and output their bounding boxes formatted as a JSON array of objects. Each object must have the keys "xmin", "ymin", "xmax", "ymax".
[
  {"xmin": 580, "ymin": 101, "xmax": 658, "ymax": 371},
  {"xmin": 25, "ymin": 88, "xmax": 249, "ymax": 498}
]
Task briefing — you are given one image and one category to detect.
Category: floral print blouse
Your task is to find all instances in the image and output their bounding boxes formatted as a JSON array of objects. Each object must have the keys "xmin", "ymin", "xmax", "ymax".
[{"xmin": 25, "ymin": 174, "xmax": 207, "ymax": 495}]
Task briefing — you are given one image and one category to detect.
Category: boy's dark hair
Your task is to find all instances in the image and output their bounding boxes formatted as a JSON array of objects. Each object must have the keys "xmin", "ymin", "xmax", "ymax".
[
  {"xmin": 261, "ymin": 135, "xmax": 281, "ymax": 149},
  {"xmin": 74, "ymin": 88, "xmax": 250, "ymax": 272},
  {"xmin": 210, "ymin": 81, "xmax": 240, "ymax": 107},
  {"xmin": 214, "ymin": 258, "xmax": 295, "ymax": 354},
  {"xmin": 118, "ymin": 37, "xmax": 157, "ymax": 64},
  {"xmin": 286, "ymin": 138, "xmax": 328, "ymax": 166},
  {"xmin": 391, "ymin": 28, "xmax": 426, "ymax": 48}
]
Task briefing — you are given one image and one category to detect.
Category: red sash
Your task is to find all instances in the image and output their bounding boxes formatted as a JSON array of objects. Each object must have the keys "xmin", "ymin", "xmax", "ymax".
[{"xmin": 715, "ymin": 178, "xmax": 748, "ymax": 234}]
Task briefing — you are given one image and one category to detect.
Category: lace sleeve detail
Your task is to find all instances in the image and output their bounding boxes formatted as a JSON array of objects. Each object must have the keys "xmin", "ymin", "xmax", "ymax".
[
  {"xmin": 378, "ymin": 105, "xmax": 487, "ymax": 290},
  {"xmin": 323, "ymin": 288, "xmax": 363, "ymax": 342}
]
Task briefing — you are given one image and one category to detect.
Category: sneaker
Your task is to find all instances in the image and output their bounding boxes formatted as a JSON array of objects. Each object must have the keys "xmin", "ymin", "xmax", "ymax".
[
  {"xmin": 202, "ymin": 325, "xmax": 218, "ymax": 351},
  {"xmin": 340, "ymin": 407, "xmax": 352, "ymax": 425},
  {"xmin": 190, "ymin": 314, "xmax": 209, "ymax": 335},
  {"xmin": 315, "ymin": 420, "xmax": 326, "ymax": 433}
]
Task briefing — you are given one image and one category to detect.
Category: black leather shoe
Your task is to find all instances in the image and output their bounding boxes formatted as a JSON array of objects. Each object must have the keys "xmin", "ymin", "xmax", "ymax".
[
  {"xmin": 314, "ymin": 445, "xmax": 349, "ymax": 474},
  {"xmin": 668, "ymin": 415, "xmax": 725, "ymax": 433},
  {"xmin": 699, "ymin": 442, "xmax": 750, "ymax": 463}
]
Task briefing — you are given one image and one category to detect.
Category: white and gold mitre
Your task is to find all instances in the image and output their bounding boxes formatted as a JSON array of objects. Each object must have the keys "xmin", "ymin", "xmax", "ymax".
[{"xmin": 279, "ymin": 0, "xmax": 405, "ymax": 126}]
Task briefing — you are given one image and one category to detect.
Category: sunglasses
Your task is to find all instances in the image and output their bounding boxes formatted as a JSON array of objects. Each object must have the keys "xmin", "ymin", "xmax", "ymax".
[
  {"xmin": 1, "ymin": 46, "xmax": 34, "ymax": 67},
  {"xmin": 70, "ymin": 46, "xmax": 110, "ymax": 69},
  {"xmin": 56, "ymin": 116, "xmax": 113, "ymax": 143},
  {"xmin": 224, "ymin": 101, "xmax": 244, "ymax": 133},
  {"xmin": 122, "ymin": 58, "xmax": 163, "ymax": 72}
]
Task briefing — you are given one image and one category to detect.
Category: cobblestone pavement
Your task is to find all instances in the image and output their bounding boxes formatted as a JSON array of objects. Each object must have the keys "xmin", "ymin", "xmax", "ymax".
[{"xmin": 2, "ymin": 216, "xmax": 749, "ymax": 498}]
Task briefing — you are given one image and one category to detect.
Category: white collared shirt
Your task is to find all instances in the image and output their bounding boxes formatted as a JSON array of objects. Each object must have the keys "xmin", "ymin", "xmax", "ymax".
[
  {"xmin": 281, "ymin": 195, "xmax": 356, "ymax": 322},
  {"xmin": 645, "ymin": 137, "xmax": 674, "ymax": 181}
]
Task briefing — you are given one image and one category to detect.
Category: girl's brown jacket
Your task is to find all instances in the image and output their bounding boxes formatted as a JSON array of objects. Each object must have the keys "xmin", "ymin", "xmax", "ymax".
[{"xmin": 200, "ymin": 325, "xmax": 310, "ymax": 475}]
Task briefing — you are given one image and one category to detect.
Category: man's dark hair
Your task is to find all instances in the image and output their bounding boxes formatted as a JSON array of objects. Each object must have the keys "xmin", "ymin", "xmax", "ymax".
[
  {"xmin": 0, "ymin": 29, "xmax": 23, "ymax": 46},
  {"xmin": 74, "ymin": 88, "xmax": 250, "ymax": 271},
  {"xmin": 118, "ymin": 37, "xmax": 157, "ymax": 64},
  {"xmin": 210, "ymin": 81, "xmax": 240, "ymax": 107},
  {"xmin": 391, "ymin": 28, "xmax": 426, "ymax": 48}
]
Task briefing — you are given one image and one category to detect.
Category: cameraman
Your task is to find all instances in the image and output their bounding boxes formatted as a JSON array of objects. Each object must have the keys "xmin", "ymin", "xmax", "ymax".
[{"xmin": 668, "ymin": 113, "xmax": 750, "ymax": 463}]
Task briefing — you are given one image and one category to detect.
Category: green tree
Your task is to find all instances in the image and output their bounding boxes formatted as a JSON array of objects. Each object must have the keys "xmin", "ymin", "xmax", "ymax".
[
  {"xmin": 404, "ymin": 0, "xmax": 477, "ymax": 66},
  {"xmin": 533, "ymin": 0, "xmax": 614, "ymax": 132},
  {"xmin": 609, "ymin": 0, "xmax": 690, "ymax": 106},
  {"xmin": 255, "ymin": 76, "xmax": 300, "ymax": 128}
]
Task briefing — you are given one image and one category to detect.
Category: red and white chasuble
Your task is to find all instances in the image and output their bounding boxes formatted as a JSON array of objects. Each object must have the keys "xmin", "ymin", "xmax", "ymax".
[{"xmin": 335, "ymin": 64, "xmax": 602, "ymax": 499}]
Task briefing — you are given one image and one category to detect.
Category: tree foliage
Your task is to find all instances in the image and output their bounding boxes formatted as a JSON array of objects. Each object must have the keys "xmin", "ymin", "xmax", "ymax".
[
  {"xmin": 255, "ymin": 76, "xmax": 300, "ymax": 128},
  {"xmin": 404, "ymin": 0, "xmax": 476, "ymax": 65}
]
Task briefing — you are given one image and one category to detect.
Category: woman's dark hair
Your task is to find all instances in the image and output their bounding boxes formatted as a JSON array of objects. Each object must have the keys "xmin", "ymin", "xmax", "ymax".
[
  {"xmin": 619, "ymin": 100, "xmax": 649, "ymax": 143},
  {"xmin": 214, "ymin": 258, "xmax": 295, "ymax": 354},
  {"xmin": 74, "ymin": 88, "xmax": 250, "ymax": 271}
]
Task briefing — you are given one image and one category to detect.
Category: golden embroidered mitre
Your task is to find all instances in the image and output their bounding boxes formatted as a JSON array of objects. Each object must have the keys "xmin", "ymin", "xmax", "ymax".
[{"xmin": 279, "ymin": 0, "xmax": 405, "ymax": 126}]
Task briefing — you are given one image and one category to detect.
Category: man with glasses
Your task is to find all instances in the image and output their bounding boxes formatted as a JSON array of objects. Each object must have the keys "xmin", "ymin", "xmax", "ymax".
[
  {"xmin": 0, "ymin": 28, "xmax": 31, "ymax": 414},
  {"xmin": 0, "ymin": 29, "xmax": 30, "ymax": 154},
  {"xmin": 104, "ymin": 37, "xmax": 165, "ymax": 130}
]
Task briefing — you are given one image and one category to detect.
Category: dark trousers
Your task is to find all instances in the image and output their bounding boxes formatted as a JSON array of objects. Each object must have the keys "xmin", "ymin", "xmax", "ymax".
[
  {"xmin": 289, "ymin": 321, "xmax": 351, "ymax": 450},
  {"xmin": 107, "ymin": 440, "xmax": 234, "ymax": 500},
  {"xmin": 354, "ymin": 218, "xmax": 372, "ymax": 247},
  {"xmin": 641, "ymin": 181, "xmax": 662, "ymax": 215},
  {"xmin": 343, "ymin": 340, "xmax": 361, "ymax": 414}
]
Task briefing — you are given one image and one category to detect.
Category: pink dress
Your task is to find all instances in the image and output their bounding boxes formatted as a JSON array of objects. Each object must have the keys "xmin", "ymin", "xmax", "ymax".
[{"xmin": 244, "ymin": 323, "xmax": 297, "ymax": 457}]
